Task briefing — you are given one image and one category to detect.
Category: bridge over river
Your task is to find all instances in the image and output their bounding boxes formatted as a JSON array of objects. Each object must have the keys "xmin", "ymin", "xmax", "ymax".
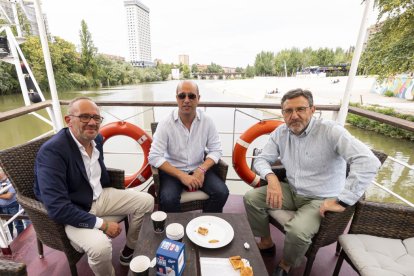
[{"xmin": 193, "ymin": 72, "xmax": 245, "ymax": 80}]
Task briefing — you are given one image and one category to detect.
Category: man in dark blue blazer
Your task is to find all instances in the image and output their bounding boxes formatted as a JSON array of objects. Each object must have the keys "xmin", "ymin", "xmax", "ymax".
[{"xmin": 34, "ymin": 97, "xmax": 154, "ymax": 276}]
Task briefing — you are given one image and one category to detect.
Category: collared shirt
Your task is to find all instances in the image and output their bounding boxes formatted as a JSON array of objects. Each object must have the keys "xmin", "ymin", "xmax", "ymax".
[
  {"xmin": 69, "ymin": 130, "xmax": 103, "ymax": 228},
  {"xmin": 69, "ymin": 129, "xmax": 103, "ymax": 200},
  {"xmin": 149, "ymin": 109, "xmax": 222, "ymax": 171},
  {"xmin": 254, "ymin": 117, "xmax": 381, "ymax": 205}
]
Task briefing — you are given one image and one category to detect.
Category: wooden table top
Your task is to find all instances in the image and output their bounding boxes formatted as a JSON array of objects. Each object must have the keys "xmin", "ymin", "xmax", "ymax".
[{"xmin": 131, "ymin": 212, "xmax": 268, "ymax": 276}]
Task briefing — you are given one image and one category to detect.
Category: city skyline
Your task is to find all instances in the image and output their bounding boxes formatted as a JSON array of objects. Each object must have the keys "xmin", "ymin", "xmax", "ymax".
[{"xmin": 41, "ymin": 0, "xmax": 379, "ymax": 68}]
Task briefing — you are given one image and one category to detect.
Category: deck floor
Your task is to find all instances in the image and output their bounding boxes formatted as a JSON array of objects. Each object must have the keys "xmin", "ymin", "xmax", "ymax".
[{"xmin": 2, "ymin": 195, "xmax": 357, "ymax": 276}]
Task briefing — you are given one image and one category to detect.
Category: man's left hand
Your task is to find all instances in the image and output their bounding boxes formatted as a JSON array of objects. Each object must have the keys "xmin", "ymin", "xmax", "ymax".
[
  {"xmin": 319, "ymin": 199, "xmax": 346, "ymax": 217},
  {"xmin": 192, "ymin": 169, "xmax": 205, "ymax": 188}
]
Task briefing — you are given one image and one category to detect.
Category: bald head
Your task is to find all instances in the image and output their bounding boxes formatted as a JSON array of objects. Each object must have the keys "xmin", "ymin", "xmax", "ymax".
[
  {"xmin": 67, "ymin": 97, "xmax": 98, "ymax": 115},
  {"xmin": 176, "ymin": 81, "xmax": 199, "ymax": 96}
]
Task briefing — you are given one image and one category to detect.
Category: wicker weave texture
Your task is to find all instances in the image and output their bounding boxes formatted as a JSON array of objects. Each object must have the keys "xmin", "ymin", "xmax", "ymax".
[
  {"xmin": 350, "ymin": 200, "xmax": 414, "ymax": 239},
  {"xmin": 0, "ymin": 259, "xmax": 27, "ymax": 276}
]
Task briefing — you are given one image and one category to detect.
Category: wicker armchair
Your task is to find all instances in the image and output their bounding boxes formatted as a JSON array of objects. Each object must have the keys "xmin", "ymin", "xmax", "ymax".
[
  {"xmin": 0, "ymin": 136, "xmax": 128, "ymax": 276},
  {"xmin": 251, "ymin": 148, "xmax": 387, "ymax": 276},
  {"xmin": 333, "ymin": 200, "xmax": 414, "ymax": 275},
  {"xmin": 150, "ymin": 122, "xmax": 228, "ymax": 212},
  {"xmin": 0, "ymin": 259, "xmax": 27, "ymax": 276}
]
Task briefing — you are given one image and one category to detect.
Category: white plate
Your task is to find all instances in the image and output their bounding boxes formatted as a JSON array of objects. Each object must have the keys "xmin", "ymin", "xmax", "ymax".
[{"xmin": 186, "ymin": 216, "xmax": 234, "ymax": 248}]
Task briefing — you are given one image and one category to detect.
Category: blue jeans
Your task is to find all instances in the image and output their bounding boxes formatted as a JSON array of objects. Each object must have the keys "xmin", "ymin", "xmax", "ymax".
[
  {"xmin": 0, "ymin": 201, "xmax": 24, "ymax": 237},
  {"xmin": 159, "ymin": 169, "xmax": 229, "ymax": 212}
]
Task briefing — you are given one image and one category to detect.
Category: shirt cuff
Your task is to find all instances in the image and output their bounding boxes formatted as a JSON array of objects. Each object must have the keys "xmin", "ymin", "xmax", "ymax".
[
  {"xmin": 154, "ymin": 158, "xmax": 167, "ymax": 168},
  {"xmin": 94, "ymin": 217, "xmax": 103, "ymax": 229},
  {"xmin": 205, "ymin": 153, "xmax": 220, "ymax": 164},
  {"xmin": 260, "ymin": 168, "xmax": 274, "ymax": 179}
]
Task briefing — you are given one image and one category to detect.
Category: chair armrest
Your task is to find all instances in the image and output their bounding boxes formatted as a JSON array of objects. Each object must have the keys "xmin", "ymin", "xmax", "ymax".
[
  {"xmin": 16, "ymin": 194, "xmax": 71, "ymax": 249},
  {"xmin": 311, "ymin": 205, "xmax": 356, "ymax": 247},
  {"xmin": 211, "ymin": 158, "xmax": 228, "ymax": 182},
  {"xmin": 349, "ymin": 200, "xmax": 414, "ymax": 239},
  {"xmin": 151, "ymin": 166, "xmax": 160, "ymax": 204},
  {"xmin": 107, "ymin": 168, "xmax": 125, "ymax": 190}
]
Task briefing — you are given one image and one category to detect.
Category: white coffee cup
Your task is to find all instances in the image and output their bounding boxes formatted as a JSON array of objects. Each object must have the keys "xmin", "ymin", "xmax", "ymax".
[
  {"xmin": 151, "ymin": 211, "xmax": 167, "ymax": 233},
  {"xmin": 166, "ymin": 223, "xmax": 184, "ymax": 242},
  {"xmin": 130, "ymin": 255, "xmax": 150, "ymax": 276}
]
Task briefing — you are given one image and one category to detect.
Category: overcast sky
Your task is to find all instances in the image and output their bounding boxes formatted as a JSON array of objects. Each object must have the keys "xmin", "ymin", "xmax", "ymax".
[{"xmin": 41, "ymin": 0, "xmax": 379, "ymax": 68}]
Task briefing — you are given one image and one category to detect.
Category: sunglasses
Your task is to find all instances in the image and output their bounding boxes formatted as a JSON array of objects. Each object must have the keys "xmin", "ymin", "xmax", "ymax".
[{"xmin": 177, "ymin": 92, "xmax": 197, "ymax": 100}]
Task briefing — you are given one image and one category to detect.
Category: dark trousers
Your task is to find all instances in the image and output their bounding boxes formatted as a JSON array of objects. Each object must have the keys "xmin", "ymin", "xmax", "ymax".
[
  {"xmin": 159, "ymin": 169, "xmax": 229, "ymax": 212},
  {"xmin": 0, "ymin": 201, "xmax": 24, "ymax": 237}
]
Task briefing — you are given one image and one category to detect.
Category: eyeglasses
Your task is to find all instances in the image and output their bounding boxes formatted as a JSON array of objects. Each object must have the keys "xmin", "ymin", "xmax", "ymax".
[
  {"xmin": 177, "ymin": 92, "xmax": 197, "ymax": 100},
  {"xmin": 69, "ymin": 114, "xmax": 104, "ymax": 123},
  {"xmin": 282, "ymin": 106, "xmax": 311, "ymax": 117}
]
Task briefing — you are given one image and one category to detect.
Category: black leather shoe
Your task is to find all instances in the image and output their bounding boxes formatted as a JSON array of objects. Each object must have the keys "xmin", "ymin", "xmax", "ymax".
[
  {"xmin": 258, "ymin": 243, "xmax": 276, "ymax": 255},
  {"xmin": 272, "ymin": 266, "xmax": 288, "ymax": 276}
]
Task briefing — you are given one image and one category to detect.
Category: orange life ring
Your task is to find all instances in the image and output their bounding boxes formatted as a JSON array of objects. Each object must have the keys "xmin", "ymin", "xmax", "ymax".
[
  {"xmin": 233, "ymin": 120, "xmax": 284, "ymax": 187},
  {"xmin": 100, "ymin": 121, "xmax": 152, "ymax": 188}
]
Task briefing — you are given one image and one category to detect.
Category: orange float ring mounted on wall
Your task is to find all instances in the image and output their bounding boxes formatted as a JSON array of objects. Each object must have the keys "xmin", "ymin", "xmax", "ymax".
[
  {"xmin": 233, "ymin": 120, "xmax": 284, "ymax": 187},
  {"xmin": 100, "ymin": 121, "xmax": 152, "ymax": 188}
]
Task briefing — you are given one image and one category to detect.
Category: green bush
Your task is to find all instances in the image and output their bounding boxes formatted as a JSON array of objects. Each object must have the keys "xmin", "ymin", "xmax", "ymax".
[
  {"xmin": 347, "ymin": 103, "xmax": 414, "ymax": 141},
  {"xmin": 384, "ymin": 90, "xmax": 394, "ymax": 97}
]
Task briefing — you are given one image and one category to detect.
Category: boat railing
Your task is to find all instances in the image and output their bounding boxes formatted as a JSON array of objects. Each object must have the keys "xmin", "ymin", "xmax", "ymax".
[{"xmin": 0, "ymin": 100, "xmax": 413, "ymax": 252}]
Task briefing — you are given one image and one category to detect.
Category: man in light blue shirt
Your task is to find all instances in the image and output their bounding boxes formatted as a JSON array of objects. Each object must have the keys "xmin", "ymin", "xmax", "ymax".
[
  {"xmin": 243, "ymin": 89, "xmax": 381, "ymax": 276},
  {"xmin": 149, "ymin": 80, "xmax": 229, "ymax": 212}
]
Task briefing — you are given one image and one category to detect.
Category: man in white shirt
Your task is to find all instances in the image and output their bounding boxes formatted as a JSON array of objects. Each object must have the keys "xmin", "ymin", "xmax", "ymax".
[
  {"xmin": 34, "ymin": 97, "xmax": 154, "ymax": 276},
  {"xmin": 149, "ymin": 80, "xmax": 229, "ymax": 212}
]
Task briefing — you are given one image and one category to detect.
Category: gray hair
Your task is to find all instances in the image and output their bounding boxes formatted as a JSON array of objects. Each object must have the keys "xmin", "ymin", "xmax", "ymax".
[
  {"xmin": 67, "ymin": 97, "xmax": 95, "ymax": 115},
  {"xmin": 281, "ymin": 88, "xmax": 314, "ymax": 107}
]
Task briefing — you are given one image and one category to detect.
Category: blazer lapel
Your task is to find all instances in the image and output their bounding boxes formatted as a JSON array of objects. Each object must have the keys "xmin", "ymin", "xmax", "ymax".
[{"xmin": 65, "ymin": 129, "xmax": 89, "ymax": 182}]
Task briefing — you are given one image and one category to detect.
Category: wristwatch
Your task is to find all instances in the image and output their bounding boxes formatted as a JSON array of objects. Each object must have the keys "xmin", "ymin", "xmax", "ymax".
[{"xmin": 336, "ymin": 199, "xmax": 349, "ymax": 208}]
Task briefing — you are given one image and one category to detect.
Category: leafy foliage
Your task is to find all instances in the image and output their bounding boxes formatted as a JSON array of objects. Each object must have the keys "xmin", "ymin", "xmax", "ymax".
[
  {"xmin": 79, "ymin": 20, "xmax": 98, "ymax": 79},
  {"xmin": 359, "ymin": 0, "xmax": 414, "ymax": 79},
  {"xmin": 254, "ymin": 51, "xmax": 274, "ymax": 76},
  {"xmin": 206, "ymin": 63, "xmax": 224, "ymax": 73},
  {"xmin": 347, "ymin": 103, "xmax": 414, "ymax": 141}
]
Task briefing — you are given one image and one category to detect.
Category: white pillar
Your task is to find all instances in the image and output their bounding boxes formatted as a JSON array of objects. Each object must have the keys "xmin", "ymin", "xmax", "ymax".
[
  {"xmin": 33, "ymin": 0, "xmax": 63, "ymax": 130},
  {"xmin": 337, "ymin": 0, "xmax": 374, "ymax": 125}
]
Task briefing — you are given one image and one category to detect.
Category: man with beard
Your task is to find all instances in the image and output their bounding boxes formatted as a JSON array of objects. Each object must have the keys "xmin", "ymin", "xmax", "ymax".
[
  {"xmin": 149, "ymin": 80, "xmax": 229, "ymax": 212},
  {"xmin": 34, "ymin": 97, "xmax": 154, "ymax": 276},
  {"xmin": 243, "ymin": 89, "xmax": 381, "ymax": 276}
]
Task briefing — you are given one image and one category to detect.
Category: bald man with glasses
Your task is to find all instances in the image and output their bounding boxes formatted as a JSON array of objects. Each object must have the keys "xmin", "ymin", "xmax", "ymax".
[
  {"xmin": 244, "ymin": 89, "xmax": 381, "ymax": 276},
  {"xmin": 34, "ymin": 97, "xmax": 154, "ymax": 275},
  {"xmin": 149, "ymin": 80, "xmax": 229, "ymax": 212}
]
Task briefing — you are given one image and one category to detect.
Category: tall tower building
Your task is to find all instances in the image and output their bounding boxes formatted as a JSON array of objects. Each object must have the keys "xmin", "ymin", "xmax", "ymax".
[
  {"xmin": 124, "ymin": 0, "xmax": 152, "ymax": 67},
  {"xmin": 178, "ymin": 54, "xmax": 189, "ymax": 66}
]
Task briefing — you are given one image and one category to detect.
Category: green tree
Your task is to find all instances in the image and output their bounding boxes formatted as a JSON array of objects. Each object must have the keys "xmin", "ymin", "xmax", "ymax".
[
  {"xmin": 181, "ymin": 64, "xmax": 191, "ymax": 79},
  {"xmin": 157, "ymin": 63, "xmax": 172, "ymax": 81},
  {"xmin": 79, "ymin": 19, "xmax": 98, "ymax": 79},
  {"xmin": 315, "ymin": 47, "xmax": 335, "ymax": 66},
  {"xmin": 254, "ymin": 51, "xmax": 274, "ymax": 76},
  {"xmin": 206, "ymin": 63, "xmax": 223, "ymax": 73},
  {"xmin": 235, "ymin": 67, "xmax": 243, "ymax": 73},
  {"xmin": 0, "ymin": 63, "xmax": 18, "ymax": 95},
  {"xmin": 191, "ymin": 64, "xmax": 199, "ymax": 74},
  {"xmin": 245, "ymin": 65, "xmax": 255, "ymax": 78},
  {"xmin": 359, "ymin": 0, "xmax": 414, "ymax": 78}
]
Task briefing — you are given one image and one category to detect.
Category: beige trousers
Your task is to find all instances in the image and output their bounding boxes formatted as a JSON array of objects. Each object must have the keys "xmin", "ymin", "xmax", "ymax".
[
  {"xmin": 65, "ymin": 187, "xmax": 154, "ymax": 276},
  {"xmin": 244, "ymin": 182, "xmax": 325, "ymax": 267}
]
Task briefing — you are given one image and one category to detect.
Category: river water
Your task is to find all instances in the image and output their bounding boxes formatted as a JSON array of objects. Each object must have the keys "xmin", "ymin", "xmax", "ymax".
[{"xmin": 0, "ymin": 77, "xmax": 413, "ymax": 204}]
